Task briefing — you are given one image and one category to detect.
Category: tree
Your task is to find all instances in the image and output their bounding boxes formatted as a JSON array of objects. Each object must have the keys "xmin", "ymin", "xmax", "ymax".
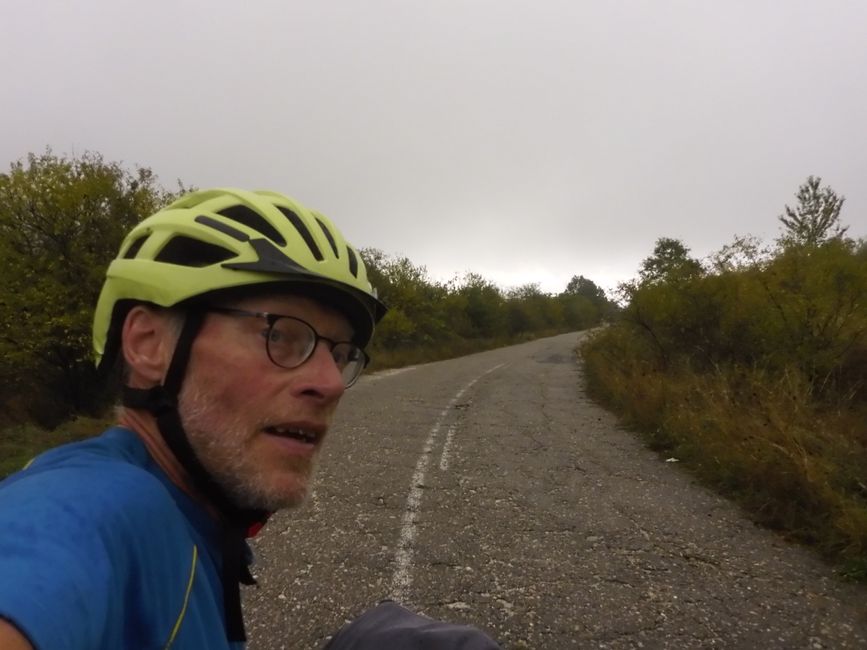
[
  {"xmin": 564, "ymin": 275, "xmax": 606, "ymax": 304},
  {"xmin": 505, "ymin": 283, "xmax": 547, "ymax": 334},
  {"xmin": 778, "ymin": 176, "xmax": 847, "ymax": 248},
  {"xmin": 0, "ymin": 150, "xmax": 182, "ymax": 423},
  {"xmin": 639, "ymin": 237, "xmax": 702, "ymax": 285},
  {"xmin": 359, "ymin": 248, "xmax": 450, "ymax": 348},
  {"xmin": 708, "ymin": 234, "xmax": 770, "ymax": 273},
  {"xmin": 457, "ymin": 273, "xmax": 506, "ymax": 338},
  {"xmin": 558, "ymin": 294, "xmax": 598, "ymax": 329}
]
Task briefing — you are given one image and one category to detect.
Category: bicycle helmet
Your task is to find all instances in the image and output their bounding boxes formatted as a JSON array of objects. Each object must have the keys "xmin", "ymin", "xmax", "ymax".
[{"xmin": 94, "ymin": 187, "xmax": 386, "ymax": 370}]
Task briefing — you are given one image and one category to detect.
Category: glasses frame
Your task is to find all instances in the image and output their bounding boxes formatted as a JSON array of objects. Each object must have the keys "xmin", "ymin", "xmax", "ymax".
[{"xmin": 205, "ymin": 306, "xmax": 369, "ymax": 387}]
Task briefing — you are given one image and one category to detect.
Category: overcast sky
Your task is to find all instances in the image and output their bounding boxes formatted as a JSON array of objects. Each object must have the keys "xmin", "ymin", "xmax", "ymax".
[{"xmin": 3, "ymin": 1, "xmax": 866, "ymax": 294}]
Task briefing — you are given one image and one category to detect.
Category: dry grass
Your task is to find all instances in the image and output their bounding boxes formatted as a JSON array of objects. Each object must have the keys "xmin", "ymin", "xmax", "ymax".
[{"xmin": 581, "ymin": 327, "xmax": 867, "ymax": 581}]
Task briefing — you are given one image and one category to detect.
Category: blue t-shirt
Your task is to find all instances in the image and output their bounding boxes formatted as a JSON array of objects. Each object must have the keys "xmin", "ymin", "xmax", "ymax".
[{"xmin": 0, "ymin": 426, "xmax": 243, "ymax": 649}]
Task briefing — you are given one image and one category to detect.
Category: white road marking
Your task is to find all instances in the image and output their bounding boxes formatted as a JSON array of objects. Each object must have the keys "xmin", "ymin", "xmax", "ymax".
[
  {"xmin": 439, "ymin": 424, "xmax": 457, "ymax": 472},
  {"xmin": 390, "ymin": 363, "xmax": 505, "ymax": 603},
  {"xmin": 309, "ymin": 487, "xmax": 320, "ymax": 516},
  {"xmin": 364, "ymin": 366, "xmax": 418, "ymax": 382},
  {"xmin": 439, "ymin": 363, "xmax": 504, "ymax": 472}
]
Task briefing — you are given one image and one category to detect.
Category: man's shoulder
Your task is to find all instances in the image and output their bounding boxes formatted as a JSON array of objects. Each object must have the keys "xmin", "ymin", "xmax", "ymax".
[
  {"xmin": 1, "ymin": 427, "xmax": 181, "ymax": 529},
  {"xmin": 0, "ymin": 429, "xmax": 219, "ymax": 650},
  {"xmin": 23, "ymin": 425, "xmax": 149, "ymax": 470}
]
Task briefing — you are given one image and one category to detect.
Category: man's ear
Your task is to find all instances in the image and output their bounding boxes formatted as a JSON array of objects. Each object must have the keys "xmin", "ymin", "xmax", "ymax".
[{"xmin": 121, "ymin": 305, "xmax": 178, "ymax": 386}]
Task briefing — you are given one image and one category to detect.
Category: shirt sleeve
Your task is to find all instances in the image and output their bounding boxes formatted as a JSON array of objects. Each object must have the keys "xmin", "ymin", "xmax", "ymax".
[{"xmin": 0, "ymin": 467, "xmax": 116, "ymax": 650}]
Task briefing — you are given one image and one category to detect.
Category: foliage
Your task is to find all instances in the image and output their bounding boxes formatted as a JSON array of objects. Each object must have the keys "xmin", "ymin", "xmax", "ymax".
[
  {"xmin": 708, "ymin": 234, "xmax": 770, "ymax": 273},
  {"xmin": 565, "ymin": 275, "xmax": 606, "ymax": 303},
  {"xmin": 456, "ymin": 273, "xmax": 508, "ymax": 339},
  {"xmin": 359, "ymin": 249, "xmax": 614, "ymax": 366},
  {"xmin": 638, "ymin": 237, "xmax": 703, "ymax": 285},
  {"xmin": 778, "ymin": 175, "xmax": 847, "ymax": 248},
  {"xmin": 0, "ymin": 150, "xmax": 182, "ymax": 425},
  {"xmin": 581, "ymin": 177, "xmax": 867, "ymax": 579}
]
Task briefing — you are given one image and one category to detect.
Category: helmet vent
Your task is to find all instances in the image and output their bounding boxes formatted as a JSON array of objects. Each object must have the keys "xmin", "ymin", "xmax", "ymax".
[
  {"xmin": 346, "ymin": 246, "xmax": 359, "ymax": 277},
  {"xmin": 315, "ymin": 216, "xmax": 340, "ymax": 258},
  {"xmin": 276, "ymin": 206, "xmax": 324, "ymax": 261},
  {"xmin": 217, "ymin": 205, "xmax": 286, "ymax": 246},
  {"xmin": 122, "ymin": 235, "xmax": 148, "ymax": 259},
  {"xmin": 155, "ymin": 236, "xmax": 236, "ymax": 267},
  {"xmin": 195, "ymin": 215, "xmax": 249, "ymax": 242}
]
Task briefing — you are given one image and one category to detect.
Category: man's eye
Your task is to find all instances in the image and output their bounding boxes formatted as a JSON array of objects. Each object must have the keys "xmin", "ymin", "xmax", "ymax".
[
  {"xmin": 261, "ymin": 328, "xmax": 284, "ymax": 343},
  {"xmin": 332, "ymin": 345, "xmax": 360, "ymax": 366}
]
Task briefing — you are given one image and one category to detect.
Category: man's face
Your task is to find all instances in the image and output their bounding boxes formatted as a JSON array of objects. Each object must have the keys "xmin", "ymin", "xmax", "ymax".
[{"xmin": 176, "ymin": 293, "xmax": 351, "ymax": 511}]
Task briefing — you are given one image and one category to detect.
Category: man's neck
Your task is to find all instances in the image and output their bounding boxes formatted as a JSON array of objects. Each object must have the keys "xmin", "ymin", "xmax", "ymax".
[{"xmin": 117, "ymin": 407, "xmax": 221, "ymax": 520}]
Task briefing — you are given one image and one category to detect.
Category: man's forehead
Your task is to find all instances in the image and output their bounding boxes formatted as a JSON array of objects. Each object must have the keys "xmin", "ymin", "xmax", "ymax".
[
  {"xmin": 228, "ymin": 291, "xmax": 325, "ymax": 311},
  {"xmin": 228, "ymin": 292, "xmax": 354, "ymax": 336}
]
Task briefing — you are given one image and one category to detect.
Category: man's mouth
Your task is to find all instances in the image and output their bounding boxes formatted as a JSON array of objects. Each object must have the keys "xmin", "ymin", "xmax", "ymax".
[{"xmin": 263, "ymin": 425, "xmax": 318, "ymax": 445}]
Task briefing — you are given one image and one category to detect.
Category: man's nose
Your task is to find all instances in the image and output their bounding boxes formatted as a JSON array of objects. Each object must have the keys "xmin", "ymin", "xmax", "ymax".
[{"xmin": 297, "ymin": 341, "xmax": 346, "ymax": 400}]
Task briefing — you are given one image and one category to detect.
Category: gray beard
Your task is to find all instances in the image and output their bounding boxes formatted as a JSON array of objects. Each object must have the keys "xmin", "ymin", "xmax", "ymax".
[{"xmin": 177, "ymin": 383, "xmax": 312, "ymax": 512}]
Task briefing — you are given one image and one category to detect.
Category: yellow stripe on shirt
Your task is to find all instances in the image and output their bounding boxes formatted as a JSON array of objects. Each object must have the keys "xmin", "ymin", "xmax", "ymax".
[{"xmin": 164, "ymin": 544, "xmax": 198, "ymax": 649}]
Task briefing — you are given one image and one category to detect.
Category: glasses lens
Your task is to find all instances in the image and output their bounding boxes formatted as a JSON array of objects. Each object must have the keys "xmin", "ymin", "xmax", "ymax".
[
  {"xmin": 333, "ymin": 343, "xmax": 367, "ymax": 387},
  {"xmin": 266, "ymin": 317, "xmax": 316, "ymax": 368}
]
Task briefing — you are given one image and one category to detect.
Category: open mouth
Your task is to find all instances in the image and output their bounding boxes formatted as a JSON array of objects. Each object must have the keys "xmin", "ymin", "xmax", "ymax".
[{"xmin": 263, "ymin": 426, "xmax": 317, "ymax": 444}]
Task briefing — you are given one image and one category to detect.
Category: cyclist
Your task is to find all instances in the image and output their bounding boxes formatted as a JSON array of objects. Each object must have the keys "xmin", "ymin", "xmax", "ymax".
[{"xmin": 0, "ymin": 188, "xmax": 389, "ymax": 648}]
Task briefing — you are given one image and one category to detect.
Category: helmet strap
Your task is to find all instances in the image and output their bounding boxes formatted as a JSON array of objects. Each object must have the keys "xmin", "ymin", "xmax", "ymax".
[{"xmin": 121, "ymin": 309, "xmax": 267, "ymax": 642}]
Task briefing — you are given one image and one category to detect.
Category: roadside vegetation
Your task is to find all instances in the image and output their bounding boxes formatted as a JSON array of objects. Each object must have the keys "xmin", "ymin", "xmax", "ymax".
[
  {"xmin": 581, "ymin": 176, "xmax": 867, "ymax": 581},
  {"xmin": 361, "ymin": 251, "xmax": 616, "ymax": 369},
  {"xmin": 9, "ymin": 150, "xmax": 861, "ymax": 585},
  {"xmin": 0, "ymin": 150, "xmax": 614, "ymax": 479}
]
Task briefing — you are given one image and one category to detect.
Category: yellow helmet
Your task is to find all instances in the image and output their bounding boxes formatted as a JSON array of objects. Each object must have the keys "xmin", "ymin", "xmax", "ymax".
[{"xmin": 93, "ymin": 188, "xmax": 386, "ymax": 368}]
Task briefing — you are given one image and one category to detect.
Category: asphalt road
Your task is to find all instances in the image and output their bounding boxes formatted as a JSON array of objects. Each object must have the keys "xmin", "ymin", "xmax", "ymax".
[{"xmin": 244, "ymin": 332, "xmax": 867, "ymax": 649}]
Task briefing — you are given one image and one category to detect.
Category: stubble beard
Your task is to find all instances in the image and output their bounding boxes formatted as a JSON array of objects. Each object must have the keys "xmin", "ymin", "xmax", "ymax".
[{"xmin": 177, "ymin": 383, "xmax": 314, "ymax": 512}]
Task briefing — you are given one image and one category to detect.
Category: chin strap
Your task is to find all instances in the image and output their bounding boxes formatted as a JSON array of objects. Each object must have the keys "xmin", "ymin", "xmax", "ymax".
[{"xmin": 122, "ymin": 310, "xmax": 269, "ymax": 642}]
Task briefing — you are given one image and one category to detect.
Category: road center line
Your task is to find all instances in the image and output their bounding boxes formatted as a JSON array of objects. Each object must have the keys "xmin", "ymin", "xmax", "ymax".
[
  {"xmin": 439, "ymin": 363, "xmax": 504, "ymax": 472},
  {"xmin": 390, "ymin": 363, "xmax": 505, "ymax": 603},
  {"xmin": 439, "ymin": 425, "xmax": 457, "ymax": 472}
]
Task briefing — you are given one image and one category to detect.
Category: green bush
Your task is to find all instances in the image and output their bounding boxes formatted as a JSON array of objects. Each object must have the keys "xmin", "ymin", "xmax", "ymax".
[
  {"xmin": 0, "ymin": 150, "xmax": 182, "ymax": 426},
  {"xmin": 581, "ymin": 186, "xmax": 867, "ymax": 579}
]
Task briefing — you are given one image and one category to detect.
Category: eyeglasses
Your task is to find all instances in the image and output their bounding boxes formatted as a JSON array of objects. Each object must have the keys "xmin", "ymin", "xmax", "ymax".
[{"xmin": 206, "ymin": 306, "xmax": 369, "ymax": 387}]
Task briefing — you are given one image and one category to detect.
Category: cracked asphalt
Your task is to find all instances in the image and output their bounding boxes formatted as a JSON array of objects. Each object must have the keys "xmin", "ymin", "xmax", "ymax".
[{"xmin": 243, "ymin": 332, "xmax": 867, "ymax": 649}]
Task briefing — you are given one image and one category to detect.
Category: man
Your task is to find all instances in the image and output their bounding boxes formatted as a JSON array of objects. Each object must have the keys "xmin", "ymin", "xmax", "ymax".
[
  {"xmin": 0, "ymin": 188, "xmax": 388, "ymax": 648},
  {"xmin": 0, "ymin": 187, "xmax": 501, "ymax": 649}
]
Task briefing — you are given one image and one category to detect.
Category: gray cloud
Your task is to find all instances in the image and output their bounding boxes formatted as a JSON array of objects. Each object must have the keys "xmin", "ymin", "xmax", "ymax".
[{"xmin": 3, "ymin": 0, "xmax": 865, "ymax": 293}]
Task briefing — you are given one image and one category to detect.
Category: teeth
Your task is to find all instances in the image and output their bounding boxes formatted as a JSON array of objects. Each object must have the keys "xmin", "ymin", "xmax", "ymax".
[{"xmin": 268, "ymin": 426, "xmax": 316, "ymax": 443}]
